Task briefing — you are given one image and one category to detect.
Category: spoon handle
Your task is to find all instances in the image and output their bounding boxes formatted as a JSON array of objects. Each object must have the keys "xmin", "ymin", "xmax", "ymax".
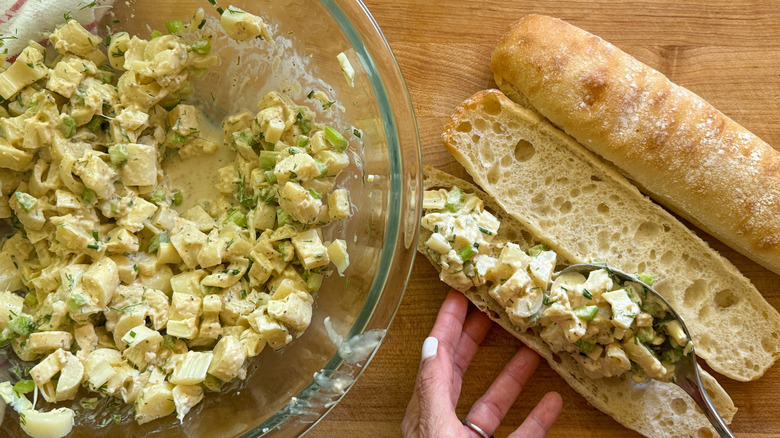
[{"xmin": 676, "ymin": 365, "xmax": 736, "ymax": 438}]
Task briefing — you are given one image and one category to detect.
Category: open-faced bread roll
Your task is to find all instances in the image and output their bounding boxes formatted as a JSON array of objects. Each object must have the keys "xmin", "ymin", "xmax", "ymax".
[
  {"xmin": 440, "ymin": 89, "xmax": 780, "ymax": 382},
  {"xmin": 421, "ymin": 166, "xmax": 736, "ymax": 438}
]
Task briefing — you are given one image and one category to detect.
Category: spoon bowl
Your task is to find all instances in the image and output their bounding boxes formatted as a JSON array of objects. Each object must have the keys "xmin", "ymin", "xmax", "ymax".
[{"xmin": 558, "ymin": 264, "xmax": 735, "ymax": 438}]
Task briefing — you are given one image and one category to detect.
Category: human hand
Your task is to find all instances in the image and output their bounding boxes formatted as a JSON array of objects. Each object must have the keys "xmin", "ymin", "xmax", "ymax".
[{"xmin": 402, "ymin": 289, "xmax": 562, "ymax": 438}]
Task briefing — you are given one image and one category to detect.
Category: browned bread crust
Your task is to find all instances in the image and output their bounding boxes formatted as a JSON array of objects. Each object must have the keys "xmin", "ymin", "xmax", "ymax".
[{"xmin": 491, "ymin": 14, "xmax": 780, "ymax": 276}]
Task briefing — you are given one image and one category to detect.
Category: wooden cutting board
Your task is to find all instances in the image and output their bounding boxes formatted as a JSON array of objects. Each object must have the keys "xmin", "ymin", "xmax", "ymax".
[{"xmin": 311, "ymin": 1, "xmax": 780, "ymax": 437}]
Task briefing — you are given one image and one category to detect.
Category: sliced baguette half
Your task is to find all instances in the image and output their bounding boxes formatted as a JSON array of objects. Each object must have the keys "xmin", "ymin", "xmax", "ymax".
[
  {"xmin": 441, "ymin": 89, "xmax": 780, "ymax": 381},
  {"xmin": 420, "ymin": 165, "xmax": 736, "ymax": 438}
]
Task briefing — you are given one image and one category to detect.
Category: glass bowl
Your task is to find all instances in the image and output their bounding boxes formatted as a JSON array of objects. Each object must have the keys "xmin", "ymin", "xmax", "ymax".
[{"xmin": 0, "ymin": 0, "xmax": 421, "ymax": 436}]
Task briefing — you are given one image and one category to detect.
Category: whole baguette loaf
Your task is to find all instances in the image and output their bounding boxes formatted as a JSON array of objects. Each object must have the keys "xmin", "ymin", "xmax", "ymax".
[
  {"xmin": 420, "ymin": 166, "xmax": 736, "ymax": 438},
  {"xmin": 491, "ymin": 14, "xmax": 780, "ymax": 276},
  {"xmin": 442, "ymin": 89, "xmax": 780, "ymax": 381}
]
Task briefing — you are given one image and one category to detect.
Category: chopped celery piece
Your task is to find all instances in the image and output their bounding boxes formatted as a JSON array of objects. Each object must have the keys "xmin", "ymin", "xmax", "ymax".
[
  {"xmin": 264, "ymin": 170, "xmax": 277, "ymax": 184},
  {"xmin": 150, "ymin": 188, "xmax": 167, "ymax": 203},
  {"xmin": 574, "ymin": 339, "xmax": 595, "ymax": 353},
  {"xmin": 170, "ymin": 351, "xmax": 212, "ymax": 385},
  {"xmin": 258, "ymin": 151, "xmax": 279, "ymax": 170},
  {"xmin": 224, "ymin": 209, "xmax": 247, "ymax": 227},
  {"xmin": 641, "ymin": 301, "xmax": 664, "ymax": 317},
  {"xmin": 166, "ymin": 130, "xmax": 187, "ymax": 145},
  {"xmin": 638, "ymin": 272, "xmax": 655, "ymax": 286},
  {"xmin": 192, "ymin": 39, "xmax": 211, "ymax": 54},
  {"xmin": 86, "ymin": 115, "xmax": 103, "ymax": 132},
  {"xmin": 0, "ymin": 328, "xmax": 16, "ymax": 347},
  {"xmin": 150, "ymin": 29, "xmax": 163, "ymax": 39},
  {"xmin": 457, "ymin": 245, "xmax": 477, "ymax": 262},
  {"xmin": 96, "ymin": 67, "xmax": 115, "ymax": 84},
  {"xmin": 296, "ymin": 135, "xmax": 309, "ymax": 148},
  {"xmin": 9, "ymin": 315, "xmax": 36, "ymax": 336},
  {"xmin": 14, "ymin": 192, "xmax": 37, "ymax": 212},
  {"xmin": 636, "ymin": 326, "xmax": 655, "ymax": 344},
  {"xmin": 23, "ymin": 292, "xmax": 37, "ymax": 308},
  {"xmin": 308, "ymin": 188, "xmax": 321, "ymax": 199},
  {"xmin": 444, "ymin": 186, "xmax": 462, "ymax": 212},
  {"xmin": 172, "ymin": 190, "xmax": 183, "ymax": 206},
  {"xmin": 60, "ymin": 115, "xmax": 77, "ymax": 138},
  {"xmin": 189, "ymin": 66, "xmax": 208, "ymax": 79},
  {"xmin": 314, "ymin": 158, "xmax": 328, "ymax": 177},
  {"xmin": 324, "ymin": 126, "xmax": 348, "ymax": 152},
  {"xmin": 662, "ymin": 348, "xmax": 685, "ymax": 364},
  {"xmin": 573, "ymin": 305, "xmax": 598, "ymax": 321},
  {"xmin": 81, "ymin": 187, "xmax": 97, "ymax": 205},
  {"xmin": 165, "ymin": 19, "xmax": 184, "ymax": 34},
  {"xmin": 179, "ymin": 81, "xmax": 194, "ymax": 96},
  {"xmin": 276, "ymin": 208, "xmax": 289, "ymax": 227},
  {"xmin": 108, "ymin": 144, "xmax": 128, "ymax": 165},
  {"xmin": 307, "ymin": 272, "xmax": 323, "ymax": 291},
  {"xmin": 148, "ymin": 231, "xmax": 169, "ymax": 253},
  {"xmin": 67, "ymin": 294, "xmax": 86, "ymax": 312}
]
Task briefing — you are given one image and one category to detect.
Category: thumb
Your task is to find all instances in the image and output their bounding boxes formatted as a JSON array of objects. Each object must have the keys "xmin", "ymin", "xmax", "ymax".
[{"xmin": 415, "ymin": 336, "xmax": 454, "ymax": 413}]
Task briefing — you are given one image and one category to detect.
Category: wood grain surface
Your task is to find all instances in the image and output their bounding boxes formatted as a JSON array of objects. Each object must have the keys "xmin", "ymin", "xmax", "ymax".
[{"xmin": 309, "ymin": 1, "xmax": 780, "ymax": 437}]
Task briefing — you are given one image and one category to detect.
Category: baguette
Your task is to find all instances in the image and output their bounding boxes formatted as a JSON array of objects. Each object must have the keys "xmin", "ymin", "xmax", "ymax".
[
  {"xmin": 491, "ymin": 14, "xmax": 780, "ymax": 277},
  {"xmin": 441, "ymin": 89, "xmax": 780, "ymax": 381},
  {"xmin": 420, "ymin": 166, "xmax": 736, "ymax": 438}
]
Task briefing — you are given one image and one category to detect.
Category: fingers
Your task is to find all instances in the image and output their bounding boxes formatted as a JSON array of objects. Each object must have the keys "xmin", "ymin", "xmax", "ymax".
[
  {"xmin": 508, "ymin": 392, "xmax": 563, "ymax": 438},
  {"xmin": 465, "ymin": 346, "xmax": 541, "ymax": 435},
  {"xmin": 452, "ymin": 309, "xmax": 493, "ymax": 379}
]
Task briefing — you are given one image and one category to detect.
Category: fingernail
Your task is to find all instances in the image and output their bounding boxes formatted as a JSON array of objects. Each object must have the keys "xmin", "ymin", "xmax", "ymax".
[{"xmin": 421, "ymin": 336, "xmax": 438, "ymax": 361}]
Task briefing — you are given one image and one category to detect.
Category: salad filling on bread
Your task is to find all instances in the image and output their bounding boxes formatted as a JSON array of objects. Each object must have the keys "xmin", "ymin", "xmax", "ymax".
[{"xmin": 422, "ymin": 186, "xmax": 691, "ymax": 383}]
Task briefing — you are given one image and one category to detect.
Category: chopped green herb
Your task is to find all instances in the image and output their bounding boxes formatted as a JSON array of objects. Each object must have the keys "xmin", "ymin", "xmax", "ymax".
[
  {"xmin": 13, "ymin": 380, "xmax": 34, "ymax": 395},
  {"xmin": 582, "ymin": 288, "xmax": 593, "ymax": 300}
]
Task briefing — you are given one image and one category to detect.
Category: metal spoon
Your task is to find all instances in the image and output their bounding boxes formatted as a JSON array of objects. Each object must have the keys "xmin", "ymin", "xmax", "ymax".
[{"xmin": 558, "ymin": 263, "xmax": 735, "ymax": 438}]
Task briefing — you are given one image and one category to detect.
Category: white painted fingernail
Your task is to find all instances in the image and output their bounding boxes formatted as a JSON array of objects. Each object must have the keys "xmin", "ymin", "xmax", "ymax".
[{"xmin": 421, "ymin": 337, "xmax": 438, "ymax": 361}]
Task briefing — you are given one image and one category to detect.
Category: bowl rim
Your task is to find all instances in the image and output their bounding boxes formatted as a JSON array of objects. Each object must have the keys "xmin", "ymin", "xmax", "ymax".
[{"xmin": 246, "ymin": 0, "xmax": 422, "ymax": 436}]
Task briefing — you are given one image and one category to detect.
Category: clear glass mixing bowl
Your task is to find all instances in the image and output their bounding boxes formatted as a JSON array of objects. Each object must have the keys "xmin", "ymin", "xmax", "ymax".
[{"xmin": 0, "ymin": 0, "xmax": 421, "ymax": 436}]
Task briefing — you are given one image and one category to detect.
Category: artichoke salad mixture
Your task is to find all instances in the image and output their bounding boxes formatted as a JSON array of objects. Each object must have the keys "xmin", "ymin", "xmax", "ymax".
[
  {"xmin": 0, "ymin": 7, "xmax": 355, "ymax": 437},
  {"xmin": 421, "ymin": 187, "xmax": 693, "ymax": 383}
]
